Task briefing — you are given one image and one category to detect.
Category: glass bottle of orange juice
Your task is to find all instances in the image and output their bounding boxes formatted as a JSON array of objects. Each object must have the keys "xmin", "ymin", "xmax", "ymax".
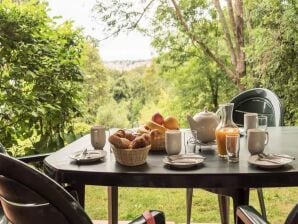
[{"xmin": 215, "ymin": 103, "xmax": 239, "ymax": 157}]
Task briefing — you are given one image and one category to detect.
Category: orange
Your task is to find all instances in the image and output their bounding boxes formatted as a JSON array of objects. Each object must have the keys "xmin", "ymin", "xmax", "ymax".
[{"xmin": 163, "ymin": 116, "xmax": 179, "ymax": 130}]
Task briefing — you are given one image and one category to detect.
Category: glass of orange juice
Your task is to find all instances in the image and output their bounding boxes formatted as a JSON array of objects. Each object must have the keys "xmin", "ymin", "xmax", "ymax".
[{"xmin": 226, "ymin": 134, "xmax": 240, "ymax": 162}]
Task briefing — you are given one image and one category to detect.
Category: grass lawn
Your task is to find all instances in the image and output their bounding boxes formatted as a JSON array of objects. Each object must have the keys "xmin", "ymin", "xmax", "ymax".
[{"xmin": 85, "ymin": 186, "xmax": 298, "ymax": 223}]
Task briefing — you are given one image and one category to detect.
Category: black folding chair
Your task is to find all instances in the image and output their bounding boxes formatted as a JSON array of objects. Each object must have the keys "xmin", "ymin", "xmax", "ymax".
[{"xmin": 0, "ymin": 152, "xmax": 165, "ymax": 224}]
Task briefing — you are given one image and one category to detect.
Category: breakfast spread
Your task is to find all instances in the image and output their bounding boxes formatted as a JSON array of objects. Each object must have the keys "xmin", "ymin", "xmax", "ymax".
[{"xmin": 108, "ymin": 129, "xmax": 151, "ymax": 149}]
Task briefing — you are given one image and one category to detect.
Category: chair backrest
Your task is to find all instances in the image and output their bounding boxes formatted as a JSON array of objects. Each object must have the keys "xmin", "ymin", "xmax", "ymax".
[
  {"xmin": 230, "ymin": 88, "xmax": 284, "ymax": 127},
  {"xmin": 0, "ymin": 153, "xmax": 93, "ymax": 224},
  {"xmin": 286, "ymin": 204, "xmax": 298, "ymax": 224}
]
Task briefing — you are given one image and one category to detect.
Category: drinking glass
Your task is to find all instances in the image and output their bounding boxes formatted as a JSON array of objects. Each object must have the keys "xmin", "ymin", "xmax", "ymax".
[
  {"xmin": 184, "ymin": 129, "xmax": 197, "ymax": 154},
  {"xmin": 91, "ymin": 125, "xmax": 106, "ymax": 149},
  {"xmin": 257, "ymin": 115, "xmax": 268, "ymax": 131},
  {"xmin": 225, "ymin": 134, "xmax": 240, "ymax": 163}
]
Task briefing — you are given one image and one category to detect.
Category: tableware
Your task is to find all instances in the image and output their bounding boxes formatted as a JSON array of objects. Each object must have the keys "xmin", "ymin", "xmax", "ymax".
[
  {"xmin": 165, "ymin": 130, "xmax": 182, "ymax": 155},
  {"xmin": 244, "ymin": 113, "xmax": 258, "ymax": 134},
  {"xmin": 167, "ymin": 153, "xmax": 206, "ymax": 162},
  {"xmin": 247, "ymin": 129, "xmax": 269, "ymax": 155},
  {"xmin": 239, "ymin": 128, "xmax": 245, "ymax": 136},
  {"xmin": 69, "ymin": 150, "xmax": 107, "ymax": 164},
  {"xmin": 111, "ymin": 144, "xmax": 151, "ymax": 166},
  {"xmin": 215, "ymin": 103, "xmax": 240, "ymax": 158},
  {"xmin": 187, "ymin": 106, "xmax": 219, "ymax": 143},
  {"xmin": 163, "ymin": 156, "xmax": 204, "ymax": 169},
  {"xmin": 260, "ymin": 152, "xmax": 295, "ymax": 160},
  {"xmin": 257, "ymin": 115, "xmax": 268, "ymax": 131},
  {"xmin": 226, "ymin": 134, "xmax": 240, "ymax": 163},
  {"xmin": 91, "ymin": 125, "xmax": 106, "ymax": 149},
  {"xmin": 248, "ymin": 154, "xmax": 294, "ymax": 168},
  {"xmin": 183, "ymin": 129, "xmax": 197, "ymax": 154}
]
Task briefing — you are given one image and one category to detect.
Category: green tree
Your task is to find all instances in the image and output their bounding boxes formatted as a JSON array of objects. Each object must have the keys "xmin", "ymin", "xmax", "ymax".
[
  {"xmin": 94, "ymin": 0, "xmax": 246, "ymax": 89},
  {"xmin": 0, "ymin": 0, "xmax": 84, "ymax": 154},
  {"xmin": 244, "ymin": 0, "xmax": 298, "ymax": 125},
  {"xmin": 79, "ymin": 39, "xmax": 110, "ymax": 124}
]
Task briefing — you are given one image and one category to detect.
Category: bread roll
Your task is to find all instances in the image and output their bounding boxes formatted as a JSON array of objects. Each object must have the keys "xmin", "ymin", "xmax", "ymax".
[
  {"xmin": 114, "ymin": 129, "xmax": 126, "ymax": 138},
  {"xmin": 125, "ymin": 132, "xmax": 137, "ymax": 141},
  {"xmin": 131, "ymin": 136, "xmax": 147, "ymax": 149},
  {"xmin": 143, "ymin": 133, "xmax": 151, "ymax": 145},
  {"xmin": 108, "ymin": 134, "xmax": 131, "ymax": 149}
]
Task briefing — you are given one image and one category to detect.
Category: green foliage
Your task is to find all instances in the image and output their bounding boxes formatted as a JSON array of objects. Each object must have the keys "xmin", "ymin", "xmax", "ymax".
[
  {"xmin": 79, "ymin": 40, "xmax": 110, "ymax": 124},
  {"xmin": 0, "ymin": 0, "xmax": 84, "ymax": 155},
  {"xmin": 244, "ymin": 0, "xmax": 298, "ymax": 125}
]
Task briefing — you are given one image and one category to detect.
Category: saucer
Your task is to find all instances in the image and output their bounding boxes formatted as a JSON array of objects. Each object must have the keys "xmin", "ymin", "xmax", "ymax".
[
  {"xmin": 69, "ymin": 150, "xmax": 107, "ymax": 164},
  {"xmin": 248, "ymin": 154, "xmax": 294, "ymax": 169},
  {"xmin": 163, "ymin": 156, "xmax": 204, "ymax": 169}
]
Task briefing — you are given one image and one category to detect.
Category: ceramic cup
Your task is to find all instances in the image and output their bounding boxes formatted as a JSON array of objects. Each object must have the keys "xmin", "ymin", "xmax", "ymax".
[
  {"xmin": 247, "ymin": 129, "xmax": 269, "ymax": 155},
  {"xmin": 91, "ymin": 125, "xmax": 106, "ymax": 149},
  {"xmin": 244, "ymin": 113, "xmax": 258, "ymax": 134},
  {"xmin": 165, "ymin": 130, "xmax": 182, "ymax": 155}
]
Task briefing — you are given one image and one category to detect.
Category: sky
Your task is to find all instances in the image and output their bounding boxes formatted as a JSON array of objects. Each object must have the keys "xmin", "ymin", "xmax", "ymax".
[{"xmin": 47, "ymin": 0, "xmax": 154, "ymax": 61}]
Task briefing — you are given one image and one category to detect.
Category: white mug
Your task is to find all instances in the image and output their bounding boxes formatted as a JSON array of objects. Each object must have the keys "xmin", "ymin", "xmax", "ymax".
[
  {"xmin": 165, "ymin": 130, "xmax": 182, "ymax": 155},
  {"xmin": 247, "ymin": 129, "xmax": 269, "ymax": 155},
  {"xmin": 91, "ymin": 125, "xmax": 106, "ymax": 149},
  {"xmin": 244, "ymin": 113, "xmax": 258, "ymax": 133}
]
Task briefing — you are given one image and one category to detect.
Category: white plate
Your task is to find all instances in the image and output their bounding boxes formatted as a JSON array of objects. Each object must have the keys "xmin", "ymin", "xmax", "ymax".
[
  {"xmin": 69, "ymin": 150, "xmax": 107, "ymax": 164},
  {"xmin": 163, "ymin": 156, "xmax": 204, "ymax": 169},
  {"xmin": 248, "ymin": 154, "xmax": 294, "ymax": 169}
]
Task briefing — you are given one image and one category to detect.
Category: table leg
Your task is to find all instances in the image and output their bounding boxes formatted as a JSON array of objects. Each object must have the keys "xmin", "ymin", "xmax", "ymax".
[
  {"xmin": 218, "ymin": 195, "xmax": 230, "ymax": 224},
  {"xmin": 71, "ymin": 182, "xmax": 85, "ymax": 208},
  {"xmin": 108, "ymin": 186, "xmax": 118, "ymax": 224},
  {"xmin": 232, "ymin": 188, "xmax": 249, "ymax": 224}
]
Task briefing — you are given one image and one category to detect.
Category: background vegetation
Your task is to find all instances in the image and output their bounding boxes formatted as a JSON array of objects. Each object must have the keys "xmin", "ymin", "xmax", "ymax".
[
  {"xmin": 1, "ymin": 0, "xmax": 297, "ymax": 155},
  {"xmin": 0, "ymin": 0, "xmax": 297, "ymax": 223}
]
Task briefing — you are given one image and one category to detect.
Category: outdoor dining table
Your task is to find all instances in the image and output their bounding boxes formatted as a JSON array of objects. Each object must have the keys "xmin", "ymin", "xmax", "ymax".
[{"xmin": 44, "ymin": 126, "xmax": 298, "ymax": 224}]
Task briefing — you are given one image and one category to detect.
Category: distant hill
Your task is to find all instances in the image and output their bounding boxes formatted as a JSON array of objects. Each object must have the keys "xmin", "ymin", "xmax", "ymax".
[{"xmin": 103, "ymin": 59, "xmax": 151, "ymax": 71}]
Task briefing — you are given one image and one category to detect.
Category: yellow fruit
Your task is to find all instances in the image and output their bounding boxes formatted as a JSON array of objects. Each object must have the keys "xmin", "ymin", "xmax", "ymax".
[
  {"xmin": 145, "ymin": 121, "xmax": 166, "ymax": 134},
  {"xmin": 163, "ymin": 116, "xmax": 179, "ymax": 130}
]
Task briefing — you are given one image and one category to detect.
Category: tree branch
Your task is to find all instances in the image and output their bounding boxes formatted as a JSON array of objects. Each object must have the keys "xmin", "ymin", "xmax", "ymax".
[
  {"xmin": 226, "ymin": 0, "xmax": 240, "ymax": 56},
  {"xmin": 170, "ymin": 0, "xmax": 236, "ymax": 81},
  {"xmin": 129, "ymin": 0, "xmax": 156, "ymax": 30},
  {"xmin": 213, "ymin": 0, "xmax": 236, "ymax": 65},
  {"xmin": 99, "ymin": 0, "xmax": 156, "ymax": 42}
]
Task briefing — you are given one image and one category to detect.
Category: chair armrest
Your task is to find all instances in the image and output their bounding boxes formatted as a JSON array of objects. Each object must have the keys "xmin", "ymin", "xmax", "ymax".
[
  {"xmin": 236, "ymin": 205, "xmax": 269, "ymax": 224},
  {"xmin": 17, "ymin": 153, "xmax": 52, "ymax": 163},
  {"xmin": 128, "ymin": 210, "xmax": 165, "ymax": 224}
]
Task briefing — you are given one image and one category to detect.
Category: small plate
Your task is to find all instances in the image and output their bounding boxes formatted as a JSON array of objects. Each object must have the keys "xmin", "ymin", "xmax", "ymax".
[
  {"xmin": 163, "ymin": 156, "xmax": 204, "ymax": 169},
  {"xmin": 248, "ymin": 154, "xmax": 294, "ymax": 169},
  {"xmin": 69, "ymin": 150, "xmax": 107, "ymax": 164}
]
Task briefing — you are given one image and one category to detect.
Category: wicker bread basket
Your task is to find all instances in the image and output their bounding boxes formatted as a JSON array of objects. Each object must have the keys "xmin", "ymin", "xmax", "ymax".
[
  {"xmin": 111, "ymin": 144, "xmax": 151, "ymax": 166},
  {"xmin": 151, "ymin": 134, "xmax": 165, "ymax": 151}
]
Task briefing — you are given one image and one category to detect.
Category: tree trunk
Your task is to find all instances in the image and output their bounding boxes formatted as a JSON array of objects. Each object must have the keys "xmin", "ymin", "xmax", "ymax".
[
  {"xmin": 234, "ymin": 0, "xmax": 245, "ymax": 90},
  {"xmin": 171, "ymin": 0, "xmax": 246, "ymax": 91}
]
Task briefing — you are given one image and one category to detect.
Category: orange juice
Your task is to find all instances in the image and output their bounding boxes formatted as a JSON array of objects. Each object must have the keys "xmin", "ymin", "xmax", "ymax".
[{"xmin": 215, "ymin": 128, "xmax": 239, "ymax": 157}]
